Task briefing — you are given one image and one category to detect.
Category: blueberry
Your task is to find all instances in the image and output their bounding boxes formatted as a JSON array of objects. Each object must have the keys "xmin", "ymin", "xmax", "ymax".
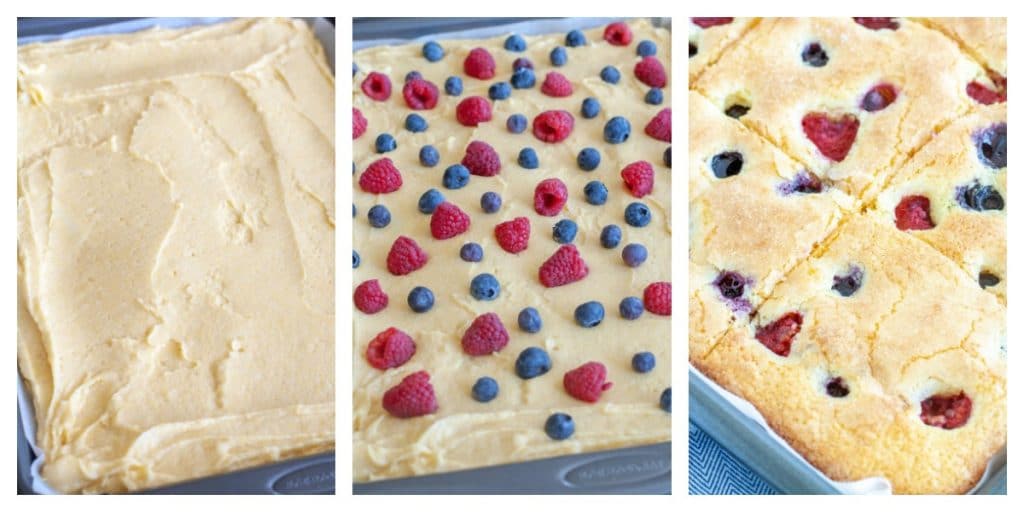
[
  {"xmin": 553, "ymin": 219, "xmax": 578, "ymax": 244},
  {"xmin": 367, "ymin": 204, "xmax": 391, "ymax": 228},
  {"xmin": 958, "ymin": 183, "xmax": 1004, "ymax": 211},
  {"xmin": 504, "ymin": 34, "xmax": 527, "ymax": 52},
  {"xmin": 352, "ymin": 162, "xmax": 356, "ymax": 175},
  {"xmin": 444, "ymin": 76, "xmax": 463, "ymax": 96},
  {"xmin": 375, "ymin": 133, "xmax": 397, "ymax": 153},
  {"xmin": 801, "ymin": 42, "xmax": 829, "ymax": 67},
  {"xmin": 352, "ymin": 62, "xmax": 358, "ymax": 76},
  {"xmin": 664, "ymin": 146, "xmax": 671, "ymax": 168},
  {"xmin": 637, "ymin": 40, "xmax": 657, "ymax": 57},
  {"xmin": 423, "ymin": 41, "xmax": 444, "ymax": 62},
  {"xmin": 544, "ymin": 413, "xmax": 575, "ymax": 440},
  {"xmin": 725, "ymin": 104, "xmax": 750, "ymax": 118},
  {"xmin": 619, "ymin": 296, "xmax": 644, "ymax": 320},
  {"xmin": 518, "ymin": 307, "xmax": 542, "ymax": 333},
  {"xmin": 660, "ymin": 387, "xmax": 671, "ymax": 412},
  {"xmin": 480, "ymin": 191, "xmax": 502, "ymax": 213},
  {"xmin": 825, "ymin": 377, "xmax": 849, "ymax": 398},
  {"xmin": 443, "ymin": 164, "xmax": 471, "ymax": 189},
  {"xmin": 622, "ymin": 243, "xmax": 648, "ymax": 267},
  {"xmin": 976, "ymin": 123, "xmax": 1007, "ymax": 169},
  {"xmin": 600, "ymin": 225, "xmax": 622, "ymax": 248},
  {"xmin": 550, "ymin": 46, "xmax": 568, "ymax": 66},
  {"xmin": 405, "ymin": 70, "xmax": 423, "ymax": 82},
  {"xmin": 574, "ymin": 301, "xmax": 605, "ymax": 328},
  {"xmin": 407, "ymin": 286, "xmax": 435, "ymax": 313},
  {"xmin": 511, "ymin": 67, "xmax": 536, "ymax": 89},
  {"xmin": 831, "ymin": 266, "xmax": 863, "ymax": 297},
  {"xmin": 353, "ymin": 250, "xmax": 360, "ymax": 269},
  {"xmin": 778, "ymin": 170, "xmax": 823, "ymax": 195},
  {"xmin": 566, "ymin": 29, "xmax": 586, "ymax": 47},
  {"xmin": 689, "ymin": 42, "xmax": 698, "ymax": 57},
  {"xmin": 515, "ymin": 346, "xmax": 552, "ymax": 379},
  {"xmin": 584, "ymin": 181, "xmax": 608, "ymax": 205},
  {"xmin": 624, "ymin": 202, "xmax": 652, "ymax": 227},
  {"xmin": 402, "ymin": 113, "xmax": 428, "ymax": 133},
  {"xmin": 979, "ymin": 271, "xmax": 1000, "ymax": 289},
  {"xmin": 715, "ymin": 271, "xmax": 746, "ymax": 299},
  {"xmin": 512, "ymin": 57, "xmax": 533, "ymax": 71},
  {"xmin": 352, "ymin": 204, "xmax": 357, "ymax": 217},
  {"xmin": 472, "ymin": 377, "xmax": 499, "ymax": 402},
  {"xmin": 518, "ymin": 148, "xmax": 539, "ymax": 169},
  {"xmin": 460, "ymin": 242, "xmax": 483, "ymax": 262},
  {"xmin": 600, "ymin": 65, "xmax": 621, "ymax": 84},
  {"xmin": 470, "ymin": 273, "xmax": 501, "ymax": 301},
  {"xmin": 419, "ymin": 145, "xmax": 440, "ymax": 167},
  {"xmin": 632, "ymin": 352, "xmax": 656, "ymax": 373},
  {"xmin": 581, "ymin": 97, "xmax": 601, "ymax": 119},
  {"xmin": 418, "ymin": 188, "xmax": 444, "ymax": 214},
  {"xmin": 603, "ymin": 116, "xmax": 631, "ymax": 144},
  {"xmin": 489, "ymin": 81, "xmax": 512, "ymax": 100},
  {"xmin": 645, "ymin": 88, "xmax": 663, "ymax": 105},
  {"xmin": 506, "ymin": 114, "xmax": 528, "ymax": 134},
  {"xmin": 710, "ymin": 151, "xmax": 743, "ymax": 178},
  {"xmin": 577, "ymin": 147, "xmax": 601, "ymax": 171}
]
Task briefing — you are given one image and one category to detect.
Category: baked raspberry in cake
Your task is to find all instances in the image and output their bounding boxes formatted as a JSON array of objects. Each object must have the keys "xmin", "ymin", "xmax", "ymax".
[
  {"xmin": 687, "ymin": 17, "xmax": 757, "ymax": 84},
  {"xmin": 916, "ymin": 17, "xmax": 1007, "ymax": 103}
]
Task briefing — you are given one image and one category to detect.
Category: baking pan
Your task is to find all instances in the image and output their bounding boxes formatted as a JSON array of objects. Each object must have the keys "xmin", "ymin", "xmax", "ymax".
[
  {"xmin": 351, "ymin": 17, "xmax": 671, "ymax": 494},
  {"xmin": 16, "ymin": 16, "xmax": 336, "ymax": 495}
]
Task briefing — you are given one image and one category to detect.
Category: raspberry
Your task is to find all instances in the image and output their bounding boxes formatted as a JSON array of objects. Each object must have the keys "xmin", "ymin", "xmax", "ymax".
[
  {"xmin": 894, "ymin": 195, "xmax": 934, "ymax": 231},
  {"xmin": 643, "ymin": 281, "xmax": 671, "ymax": 316},
  {"xmin": 455, "ymin": 96, "xmax": 493, "ymax": 127},
  {"xmin": 366, "ymin": 327, "xmax": 416, "ymax": 370},
  {"xmin": 692, "ymin": 17, "xmax": 734, "ymax": 28},
  {"xmin": 563, "ymin": 362, "xmax": 613, "ymax": 403},
  {"xmin": 634, "ymin": 57, "xmax": 667, "ymax": 88},
  {"xmin": 359, "ymin": 158, "xmax": 403, "ymax": 194},
  {"xmin": 533, "ymin": 178, "xmax": 568, "ymax": 216},
  {"xmin": 429, "ymin": 202, "xmax": 471, "ymax": 240},
  {"xmin": 603, "ymin": 22, "xmax": 633, "ymax": 46},
  {"xmin": 461, "ymin": 141, "xmax": 502, "ymax": 176},
  {"xmin": 382, "ymin": 371, "xmax": 438, "ymax": 418},
  {"xmin": 494, "ymin": 217, "xmax": 531, "ymax": 254},
  {"xmin": 386, "ymin": 236, "xmax": 429, "ymax": 276},
  {"xmin": 801, "ymin": 113, "xmax": 860, "ymax": 162},
  {"xmin": 354, "ymin": 279, "xmax": 388, "ymax": 314},
  {"xmin": 755, "ymin": 312, "xmax": 803, "ymax": 357},
  {"xmin": 361, "ymin": 71, "xmax": 392, "ymax": 101},
  {"xmin": 853, "ymin": 17, "xmax": 899, "ymax": 30},
  {"xmin": 920, "ymin": 392, "xmax": 972, "ymax": 429},
  {"xmin": 532, "ymin": 110, "xmax": 575, "ymax": 143},
  {"xmin": 644, "ymin": 108, "xmax": 671, "ymax": 142},
  {"xmin": 353, "ymin": 107, "xmax": 367, "ymax": 140},
  {"xmin": 967, "ymin": 73, "xmax": 1007, "ymax": 105},
  {"xmin": 402, "ymin": 78, "xmax": 440, "ymax": 110},
  {"xmin": 539, "ymin": 244, "xmax": 589, "ymax": 287},
  {"xmin": 461, "ymin": 312, "xmax": 510, "ymax": 356},
  {"xmin": 620, "ymin": 161, "xmax": 655, "ymax": 198},
  {"xmin": 464, "ymin": 47, "xmax": 496, "ymax": 79},
  {"xmin": 540, "ymin": 72, "xmax": 573, "ymax": 97}
]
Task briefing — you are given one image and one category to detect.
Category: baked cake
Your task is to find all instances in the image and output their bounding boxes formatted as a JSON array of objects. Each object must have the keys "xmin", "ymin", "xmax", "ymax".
[
  {"xmin": 17, "ymin": 18, "xmax": 335, "ymax": 493},
  {"xmin": 353, "ymin": 19, "xmax": 671, "ymax": 482},
  {"xmin": 689, "ymin": 17, "xmax": 1006, "ymax": 494}
]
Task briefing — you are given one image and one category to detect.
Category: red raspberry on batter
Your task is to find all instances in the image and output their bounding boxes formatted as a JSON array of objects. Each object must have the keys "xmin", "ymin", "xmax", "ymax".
[
  {"xmin": 692, "ymin": 18, "xmax": 734, "ymax": 28},
  {"xmin": 430, "ymin": 202, "xmax": 471, "ymax": 240},
  {"xmin": 386, "ymin": 236, "xmax": 429, "ymax": 276},
  {"xmin": 464, "ymin": 47, "xmax": 496, "ymax": 79},
  {"xmin": 634, "ymin": 56, "xmax": 667, "ymax": 88},
  {"xmin": 621, "ymin": 161, "xmax": 655, "ymax": 198},
  {"xmin": 802, "ymin": 113, "xmax": 860, "ymax": 162},
  {"xmin": 494, "ymin": 217, "xmax": 531, "ymax": 254},
  {"xmin": 402, "ymin": 78, "xmax": 440, "ymax": 110},
  {"xmin": 894, "ymin": 195, "xmax": 935, "ymax": 231},
  {"xmin": 366, "ymin": 327, "xmax": 416, "ymax": 370},
  {"xmin": 461, "ymin": 312, "xmax": 510, "ymax": 356},
  {"xmin": 644, "ymin": 108, "xmax": 671, "ymax": 142},
  {"xmin": 541, "ymin": 72, "xmax": 573, "ymax": 97},
  {"xmin": 353, "ymin": 107, "xmax": 368, "ymax": 139},
  {"xmin": 382, "ymin": 371, "xmax": 438, "ymax": 418},
  {"xmin": 461, "ymin": 141, "xmax": 502, "ymax": 176},
  {"xmin": 603, "ymin": 22, "xmax": 633, "ymax": 46},
  {"xmin": 643, "ymin": 281, "xmax": 671, "ymax": 316},
  {"xmin": 920, "ymin": 392, "xmax": 972, "ymax": 430},
  {"xmin": 359, "ymin": 158, "xmax": 403, "ymax": 194},
  {"xmin": 456, "ymin": 96, "xmax": 493, "ymax": 127},
  {"xmin": 532, "ymin": 110, "xmax": 575, "ymax": 143},
  {"xmin": 755, "ymin": 312, "xmax": 803, "ymax": 357},
  {"xmin": 354, "ymin": 279, "xmax": 388, "ymax": 314},
  {"xmin": 563, "ymin": 362, "xmax": 613, "ymax": 403},
  {"xmin": 361, "ymin": 71, "xmax": 392, "ymax": 101},
  {"xmin": 534, "ymin": 178, "xmax": 568, "ymax": 216},
  {"xmin": 539, "ymin": 244, "xmax": 589, "ymax": 287}
]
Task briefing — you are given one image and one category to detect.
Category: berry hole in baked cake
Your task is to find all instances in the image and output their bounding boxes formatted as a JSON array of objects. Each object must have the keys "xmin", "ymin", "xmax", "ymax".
[
  {"xmin": 825, "ymin": 377, "xmax": 850, "ymax": 398},
  {"xmin": 714, "ymin": 271, "xmax": 746, "ymax": 299},
  {"xmin": 975, "ymin": 123, "xmax": 1007, "ymax": 169},
  {"xmin": 894, "ymin": 195, "xmax": 935, "ymax": 231},
  {"xmin": 861, "ymin": 83, "xmax": 898, "ymax": 112},
  {"xmin": 957, "ymin": 182, "xmax": 1004, "ymax": 211},
  {"xmin": 725, "ymin": 104, "xmax": 750, "ymax": 119},
  {"xmin": 853, "ymin": 17, "xmax": 900, "ymax": 30},
  {"xmin": 755, "ymin": 311, "xmax": 803, "ymax": 357},
  {"xmin": 801, "ymin": 42, "xmax": 829, "ymax": 67},
  {"xmin": 692, "ymin": 18, "xmax": 735, "ymax": 29},
  {"xmin": 920, "ymin": 391, "xmax": 972, "ymax": 430},
  {"xmin": 689, "ymin": 42, "xmax": 698, "ymax": 58},
  {"xmin": 710, "ymin": 151, "xmax": 743, "ymax": 179},
  {"xmin": 778, "ymin": 170, "xmax": 823, "ymax": 195},
  {"xmin": 831, "ymin": 266, "xmax": 863, "ymax": 297},
  {"xmin": 979, "ymin": 271, "xmax": 1001, "ymax": 289}
]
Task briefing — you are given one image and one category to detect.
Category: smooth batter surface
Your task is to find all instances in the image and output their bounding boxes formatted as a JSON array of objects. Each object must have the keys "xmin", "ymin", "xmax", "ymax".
[
  {"xmin": 17, "ymin": 18, "xmax": 335, "ymax": 493},
  {"xmin": 353, "ymin": 19, "xmax": 671, "ymax": 482}
]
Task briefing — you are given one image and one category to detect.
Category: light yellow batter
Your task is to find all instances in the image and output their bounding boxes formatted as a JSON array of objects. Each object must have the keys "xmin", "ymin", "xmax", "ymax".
[
  {"xmin": 353, "ymin": 19, "xmax": 671, "ymax": 482},
  {"xmin": 17, "ymin": 18, "xmax": 335, "ymax": 493}
]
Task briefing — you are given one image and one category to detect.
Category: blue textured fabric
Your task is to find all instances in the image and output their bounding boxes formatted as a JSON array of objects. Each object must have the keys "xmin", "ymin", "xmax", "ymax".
[{"xmin": 689, "ymin": 422, "xmax": 778, "ymax": 495}]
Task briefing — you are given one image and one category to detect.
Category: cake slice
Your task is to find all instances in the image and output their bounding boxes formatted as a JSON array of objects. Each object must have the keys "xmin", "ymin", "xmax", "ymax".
[{"xmin": 687, "ymin": 17, "xmax": 758, "ymax": 85}]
